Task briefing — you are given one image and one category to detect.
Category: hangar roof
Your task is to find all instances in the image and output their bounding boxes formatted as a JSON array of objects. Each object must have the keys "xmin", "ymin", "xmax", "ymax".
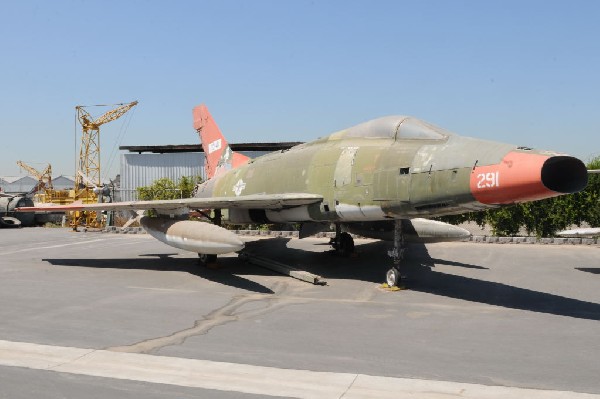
[{"xmin": 120, "ymin": 142, "xmax": 303, "ymax": 154}]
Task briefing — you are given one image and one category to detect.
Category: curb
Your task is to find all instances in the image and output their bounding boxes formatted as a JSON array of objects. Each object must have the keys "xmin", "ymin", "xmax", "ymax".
[
  {"xmin": 103, "ymin": 226, "xmax": 146, "ymax": 234},
  {"xmin": 468, "ymin": 235, "xmax": 598, "ymax": 245}
]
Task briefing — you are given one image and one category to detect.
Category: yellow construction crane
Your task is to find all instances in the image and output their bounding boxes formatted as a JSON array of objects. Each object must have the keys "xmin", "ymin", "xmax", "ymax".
[
  {"xmin": 16, "ymin": 161, "xmax": 54, "ymax": 200},
  {"xmin": 75, "ymin": 101, "xmax": 138, "ymax": 191},
  {"xmin": 73, "ymin": 100, "xmax": 138, "ymax": 228}
]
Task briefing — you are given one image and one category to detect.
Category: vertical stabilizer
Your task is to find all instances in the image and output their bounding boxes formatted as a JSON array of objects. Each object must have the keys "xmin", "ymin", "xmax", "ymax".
[{"xmin": 193, "ymin": 104, "xmax": 250, "ymax": 179}]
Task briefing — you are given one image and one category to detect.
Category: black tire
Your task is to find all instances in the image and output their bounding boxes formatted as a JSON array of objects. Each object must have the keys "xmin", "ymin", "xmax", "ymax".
[
  {"xmin": 386, "ymin": 268, "xmax": 400, "ymax": 287},
  {"xmin": 337, "ymin": 232, "xmax": 354, "ymax": 257},
  {"xmin": 198, "ymin": 253, "xmax": 218, "ymax": 265},
  {"xmin": 0, "ymin": 216, "xmax": 22, "ymax": 228}
]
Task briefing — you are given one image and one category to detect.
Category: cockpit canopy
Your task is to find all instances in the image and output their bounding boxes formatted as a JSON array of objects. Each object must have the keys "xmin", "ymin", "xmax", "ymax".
[{"xmin": 341, "ymin": 116, "xmax": 450, "ymax": 140}]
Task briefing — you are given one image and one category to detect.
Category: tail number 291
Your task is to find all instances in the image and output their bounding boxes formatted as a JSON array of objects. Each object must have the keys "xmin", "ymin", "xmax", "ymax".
[{"xmin": 476, "ymin": 171, "xmax": 500, "ymax": 189}]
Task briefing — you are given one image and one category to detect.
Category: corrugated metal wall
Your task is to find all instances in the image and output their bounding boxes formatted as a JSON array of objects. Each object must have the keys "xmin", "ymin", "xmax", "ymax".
[
  {"xmin": 120, "ymin": 152, "xmax": 206, "ymax": 201},
  {"xmin": 118, "ymin": 150, "xmax": 273, "ymax": 201}
]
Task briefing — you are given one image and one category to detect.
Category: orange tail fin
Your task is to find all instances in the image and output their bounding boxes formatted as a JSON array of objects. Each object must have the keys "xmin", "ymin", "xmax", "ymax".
[{"xmin": 193, "ymin": 104, "xmax": 250, "ymax": 179}]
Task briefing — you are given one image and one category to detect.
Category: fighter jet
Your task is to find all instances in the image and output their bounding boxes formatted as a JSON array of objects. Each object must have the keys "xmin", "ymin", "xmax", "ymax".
[{"xmin": 18, "ymin": 105, "xmax": 589, "ymax": 287}]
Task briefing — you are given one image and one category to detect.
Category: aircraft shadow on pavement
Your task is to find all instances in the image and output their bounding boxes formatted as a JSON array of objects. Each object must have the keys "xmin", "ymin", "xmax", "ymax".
[
  {"xmin": 42, "ymin": 256, "xmax": 274, "ymax": 295},
  {"xmin": 395, "ymin": 243, "xmax": 600, "ymax": 321},
  {"xmin": 244, "ymin": 238, "xmax": 600, "ymax": 321},
  {"xmin": 43, "ymin": 238, "xmax": 600, "ymax": 321},
  {"xmin": 576, "ymin": 267, "xmax": 600, "ymax": 275}
]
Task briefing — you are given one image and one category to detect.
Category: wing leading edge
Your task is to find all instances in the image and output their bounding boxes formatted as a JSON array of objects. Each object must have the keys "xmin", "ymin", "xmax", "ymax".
[{"xmin": 16, "ymin": 193, "xmax": 323, "ymax": 213}]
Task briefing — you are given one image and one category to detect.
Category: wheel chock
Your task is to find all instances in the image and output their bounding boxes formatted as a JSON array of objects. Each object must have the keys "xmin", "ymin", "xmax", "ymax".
[
  {"xmin": 204, "ymin": 262, "xmax": 222, "ymax": 270},
  {"xmin": 380, "ymin": 283, "xmax": 407, "ymax": 291}
]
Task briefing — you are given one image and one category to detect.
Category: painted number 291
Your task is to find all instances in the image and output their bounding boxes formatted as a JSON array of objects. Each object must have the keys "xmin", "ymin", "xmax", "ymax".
[{"xmin": 477, "ymin": 172, "xmax": 500, "ymax": 189}]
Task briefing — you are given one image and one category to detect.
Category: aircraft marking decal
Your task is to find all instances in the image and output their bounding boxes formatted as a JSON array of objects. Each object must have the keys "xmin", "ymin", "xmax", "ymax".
[
  {"xmin": 475, "ymin": 171, "xmax": 500, "ymax": 189},
  {"xmin": 233, "ymin": 179, "xmax": 246, "ymax": 196},
  {"xmin": 208, "ymin": 139, "xmax": 222, "ymax": 154}
]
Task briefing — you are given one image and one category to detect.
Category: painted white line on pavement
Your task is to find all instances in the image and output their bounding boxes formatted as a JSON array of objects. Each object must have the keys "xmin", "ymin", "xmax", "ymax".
[
  {"xmin": 0, "ymin": 238, "xmax": 110, "ymax": 256},
  {"xmin": 0, "ymin": 339, "xmax": 598, "ymax": 399},
  {"xmin": 0, "ymin": 236, "xmax": 148, "ymax": 256},
  {"xmin": 126, "ymin": 286, "xmax": 201, "ymax": 293}
]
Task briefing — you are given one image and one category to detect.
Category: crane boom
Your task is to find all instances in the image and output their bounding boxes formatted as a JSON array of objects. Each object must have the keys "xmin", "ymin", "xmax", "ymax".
[
  {"xmin": 16, "ymin": 160, "xmax": 41, "ymax": 179},
  {"xmin": 76, "ymin": 101, "xmax": 138, "ymax": 131},
  {"xmin": 16, "ymin": 161, "xmax": 53, "ymax": 193},
  {"xmin": 93, "ymin": 101, "xmax": 138, "ymax": 127},
  {"xmin": 75, "ymin": 101, "xmax": 137, "ymax": 189}
]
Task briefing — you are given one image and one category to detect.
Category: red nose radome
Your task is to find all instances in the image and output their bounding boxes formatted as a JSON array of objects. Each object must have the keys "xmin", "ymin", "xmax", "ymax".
[{"xmin": 470, "ymin": 152, "xmax": 588, "ymax": 205}]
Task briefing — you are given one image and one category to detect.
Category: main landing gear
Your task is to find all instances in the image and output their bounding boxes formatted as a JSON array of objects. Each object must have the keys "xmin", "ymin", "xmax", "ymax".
[
  {"xmin": 331, "ymin": 224, "xmax": 355, "ymax": 257},
  {"xmin": 198, "ymin": 253, "xmax": 218, "ymax": 265},
  {"xmin": 385, "ymin": 220, "xmax": 405, "ymax": 288},
  {"xmin": 197, "ymin": 208, "xmax": 221, "ymax": 267}
]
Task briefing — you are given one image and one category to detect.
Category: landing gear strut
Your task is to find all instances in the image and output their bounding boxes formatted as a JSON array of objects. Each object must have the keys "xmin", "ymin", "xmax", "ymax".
[
  {"xmin": 196, "ymin": 209, "xmax": 221, "ymax": 267},
  {"xmin": 386, "ymin": 220, "xmax": 405, "ymax": 287},
  {"xmin": 331, "ymin": 224, "xmax": 354, "ymax": 257},
  {"xmin": 197, "ymin": 208, "xmax": 222, "ymax": 226}
]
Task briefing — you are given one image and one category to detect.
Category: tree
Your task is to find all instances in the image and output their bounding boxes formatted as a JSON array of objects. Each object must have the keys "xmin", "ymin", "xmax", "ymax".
[
  {"xmin": 137, "ymin": 176, "xmax": 203, "ymax": 201},
  {"xmin": 582, "ymin": 156, "xmax": 600, "ymax": 227}
]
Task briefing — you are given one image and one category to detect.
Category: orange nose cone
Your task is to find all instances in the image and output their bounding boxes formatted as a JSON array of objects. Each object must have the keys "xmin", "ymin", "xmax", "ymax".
[{"xmin": 470, "ymin": 152, "xmax": 587, "ymax": 205}]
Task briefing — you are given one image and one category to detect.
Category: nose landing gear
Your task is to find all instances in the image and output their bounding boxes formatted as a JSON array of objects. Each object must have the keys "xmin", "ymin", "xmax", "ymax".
[
  {"xmin": 385, "ymin": 220, "xmax": 405, "ymax": 288},
  {"xmin": 331, "ymin": 220, "xmax": 406, "ymax": 289}
]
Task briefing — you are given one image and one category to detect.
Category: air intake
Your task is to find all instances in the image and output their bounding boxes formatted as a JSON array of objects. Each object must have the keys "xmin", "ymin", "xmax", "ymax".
[{"xmin": 541, "ymin": 156, "xmax": 588, "ymax": 194}]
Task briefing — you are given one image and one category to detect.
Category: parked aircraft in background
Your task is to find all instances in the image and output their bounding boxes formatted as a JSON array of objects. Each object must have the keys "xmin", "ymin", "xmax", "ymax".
[
  {"xmin": 18, "ymin": 105, "xmax": 589, "ymax": 287},
  {"xmin": 1, "ymin": 194, "xmax": 34, "ymax": 227}
]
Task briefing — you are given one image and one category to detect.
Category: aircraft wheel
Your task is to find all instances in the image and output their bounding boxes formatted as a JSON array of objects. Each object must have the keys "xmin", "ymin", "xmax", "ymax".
[
  {"xmin": 337, "ymin": 232, "xmax": 354, "ymax": 257},
  {"xmin": 0, "ymin": 216, "xmax": 21, "ymax": 228},
  {"xmin": 386, "ymin": 268, "xmax": 400, "ymax": 287},
  {"xmin": 198, "ymin": 253, "xmax": 217, "ymax": 265}
]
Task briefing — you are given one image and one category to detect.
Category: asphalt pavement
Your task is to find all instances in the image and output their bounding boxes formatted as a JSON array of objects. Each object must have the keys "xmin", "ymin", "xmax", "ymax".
[{"xmin": 0, "ymin": 227, "xmax": 599, "ymax": 398}]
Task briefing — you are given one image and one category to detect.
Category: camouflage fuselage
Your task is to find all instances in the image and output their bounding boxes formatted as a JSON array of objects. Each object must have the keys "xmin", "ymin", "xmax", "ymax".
[{"xmin": 195, "ymin": 116, "xmax": 587, "ymax": 224}]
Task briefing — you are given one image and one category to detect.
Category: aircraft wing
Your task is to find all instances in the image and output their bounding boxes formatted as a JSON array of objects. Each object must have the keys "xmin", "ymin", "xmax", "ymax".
[{"xmin": 15, "ymin": 193, "xmax": 323, "ymax": 213}]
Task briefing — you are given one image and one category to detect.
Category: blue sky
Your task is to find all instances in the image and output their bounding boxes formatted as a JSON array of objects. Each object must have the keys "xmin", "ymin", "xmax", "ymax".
[{"xmin": 1, "ymin": 0, "xmax": 599, "ymax": 178}]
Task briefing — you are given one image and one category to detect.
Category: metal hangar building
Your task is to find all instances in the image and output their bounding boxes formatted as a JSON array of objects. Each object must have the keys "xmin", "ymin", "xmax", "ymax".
[{"xmin": 118, "ymin": 142, "xmax": 302, "ymax": 201}]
